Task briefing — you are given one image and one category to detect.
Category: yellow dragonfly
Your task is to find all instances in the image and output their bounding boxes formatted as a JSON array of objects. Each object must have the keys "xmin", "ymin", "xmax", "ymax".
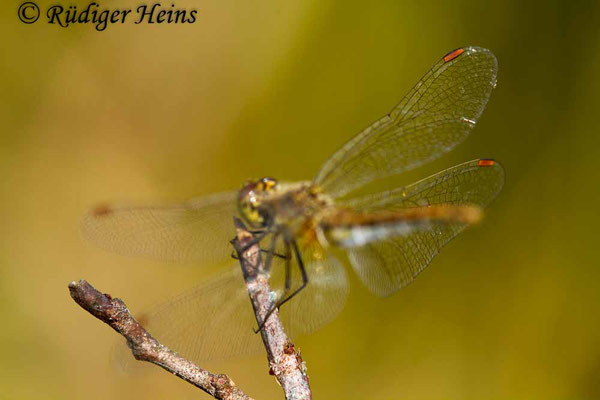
[{"xmin": 83, "ymin": 46, "xmax": 503, "ymax": 363}]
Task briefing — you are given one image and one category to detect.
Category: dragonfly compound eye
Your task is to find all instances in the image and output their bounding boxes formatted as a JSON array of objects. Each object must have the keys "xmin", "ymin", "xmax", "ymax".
[
  {"xmin": 238, "ymin": 182, "xmax": 266, "ymax": 227},
  {"xmin": 257, "ymin": 177, "xmax": 278, "ymax": 191}
]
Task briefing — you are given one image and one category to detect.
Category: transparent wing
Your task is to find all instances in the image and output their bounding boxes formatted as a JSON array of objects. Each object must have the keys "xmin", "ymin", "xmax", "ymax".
[
  {"xmin": 112, "ymin": 246, "xmax": 349, "ymax": 369},
  {"xmin": 113, "ymin": 264, "xmax": 263, "ymax": 370},
  {"xmin": 314, "ymin": 47, "xmax": 498, "ymax": 198},
  {"xmin": 342, "ymin": 159, "xmax": 504, "ymax": 296},
  {"xmin": 81, "ymin": 191, "xmax": 237, "ymax": 264},
  {"xmin": 273, "ymin": 241, "xmax": 349, "ymax": 337}
]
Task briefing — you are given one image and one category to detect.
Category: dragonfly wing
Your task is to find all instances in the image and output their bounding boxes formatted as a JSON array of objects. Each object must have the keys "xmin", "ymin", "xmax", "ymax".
[
  {"xmin": 342, "ymin": 159, "xmax": 504, "ymax": 296},
  {"xmin": 314, "ymin": 47, "xmax": 498, "ymax": 198},
  {"xmin": 82, "ymin": 191, "xmax": 237, "ymax": 264},
  {"xmin": 113, "ymin": 264, "xmax": 263, "ymax": 370},
  {"xmin": 113, "ymin": 251, "xmax": 348, "ymax": 370},
  {"xmin": 271, "ymin": 241, "xmax": 349, "ymax": 336}
]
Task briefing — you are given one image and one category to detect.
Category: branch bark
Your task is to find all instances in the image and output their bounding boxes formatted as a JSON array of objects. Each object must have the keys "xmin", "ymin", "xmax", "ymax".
[
  {"xmin": 69, "ymin": 220, "xmax": 311, "ymax": 400},
  {"xmin": 68, "ymin": 280, "xmax": 253, "ymax": 400},
  {"xmin": 232, "ymin": 218, "xmax": 312, "ymax": 400}
]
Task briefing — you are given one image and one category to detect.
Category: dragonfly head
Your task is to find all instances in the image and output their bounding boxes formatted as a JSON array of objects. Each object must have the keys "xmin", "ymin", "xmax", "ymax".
[{"xmin": 238, "ymin": 177, "xmax": 278, "ymax": 228}]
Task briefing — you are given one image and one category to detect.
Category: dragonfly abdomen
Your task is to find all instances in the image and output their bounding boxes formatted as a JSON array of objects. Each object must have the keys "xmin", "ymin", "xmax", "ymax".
[
  {"xmin": 325, "ymin": 222, "xmax": 419, "ymax": 247},
  {"xmin": 321, "ymin": 205, "xmax": 482, "ymax": 248}
]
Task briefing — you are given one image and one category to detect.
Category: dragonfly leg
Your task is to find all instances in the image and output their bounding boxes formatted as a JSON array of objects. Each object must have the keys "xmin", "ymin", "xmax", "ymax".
[
  {"xmin": 230, "ymin": 248, "xmax": 287, "ymax": 260},
  {"xmin": 231, "ymin": 233, "xmax": 266, "ymax": 260},
  {"xmin": 269, "ymin": 249, "xmax": 288, "ymax": 259},
  {"xmin": 233, "ymin": 230, "xmax": 268, "ymax": 253},
  {"xmin": 248, "ymin": 229, "xmax": 267, "ymax": 234},
  {"xmin": 229, "ymin": 228, "xmax": 267, "ymax": 245},
  {"xmin": 283, "ymin": 240, "xmax": 293, "ymax": 292},
  {"xmin": 277, "ymin": 239, "xmax": 308, "ymax": 309},
  {"xmin": 254, "ymin": 239, "xmax": 307, "ymax": 333},
  {"xmin": 263, "ymin": 231, "xmax": 281, "ymax": 274}
]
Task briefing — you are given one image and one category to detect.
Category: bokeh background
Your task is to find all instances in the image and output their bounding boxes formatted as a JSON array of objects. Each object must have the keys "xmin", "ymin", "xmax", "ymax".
[{"xmin": 2, "ymin": 0, "xmax": 600, "ymax": 399}]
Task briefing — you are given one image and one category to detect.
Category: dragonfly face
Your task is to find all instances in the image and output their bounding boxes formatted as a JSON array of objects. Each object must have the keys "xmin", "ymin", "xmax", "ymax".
[
  {"xmin": 237, "ymin": 177, "xmax": 279, "ymax": 229},
  {"xmin": 83, "ymin": 46, "xmax": 505, "ymax": 364}
]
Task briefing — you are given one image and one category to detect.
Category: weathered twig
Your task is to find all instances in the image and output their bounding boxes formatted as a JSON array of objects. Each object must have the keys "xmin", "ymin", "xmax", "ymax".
[
  {"xmin": 232, "ymin": 218, "xmax": 312, "ymax": 400},
  {"xmin": 70, "ymin": 220, "xmax": 311, "ymax": 399},
  {"xmin": 68, "ymin": 280, "xmax": 253, "ymax": 400}
]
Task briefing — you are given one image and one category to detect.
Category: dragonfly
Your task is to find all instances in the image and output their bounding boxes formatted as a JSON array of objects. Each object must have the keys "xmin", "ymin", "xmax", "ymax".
[{"xmin": 82, "ymin": 46, "xmax": 504, "ymax": 364}]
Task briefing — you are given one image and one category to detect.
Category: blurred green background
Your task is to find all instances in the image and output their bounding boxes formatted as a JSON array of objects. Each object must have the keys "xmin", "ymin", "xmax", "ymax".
[{"xmin": 2, "ymin": 0, "xmax": 600, "ymax": 399}]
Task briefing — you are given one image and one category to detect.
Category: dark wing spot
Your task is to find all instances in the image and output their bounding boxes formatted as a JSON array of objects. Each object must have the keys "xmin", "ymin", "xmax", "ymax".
[{"xmin": 91, "ymin": 204, "xmax": 113, "ymax": 217}]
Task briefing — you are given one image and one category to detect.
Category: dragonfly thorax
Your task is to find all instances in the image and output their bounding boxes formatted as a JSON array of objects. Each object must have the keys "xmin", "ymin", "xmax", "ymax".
[{"xmin": 238, "ymin": 178, "xmax": 334, "ymax": 236}]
